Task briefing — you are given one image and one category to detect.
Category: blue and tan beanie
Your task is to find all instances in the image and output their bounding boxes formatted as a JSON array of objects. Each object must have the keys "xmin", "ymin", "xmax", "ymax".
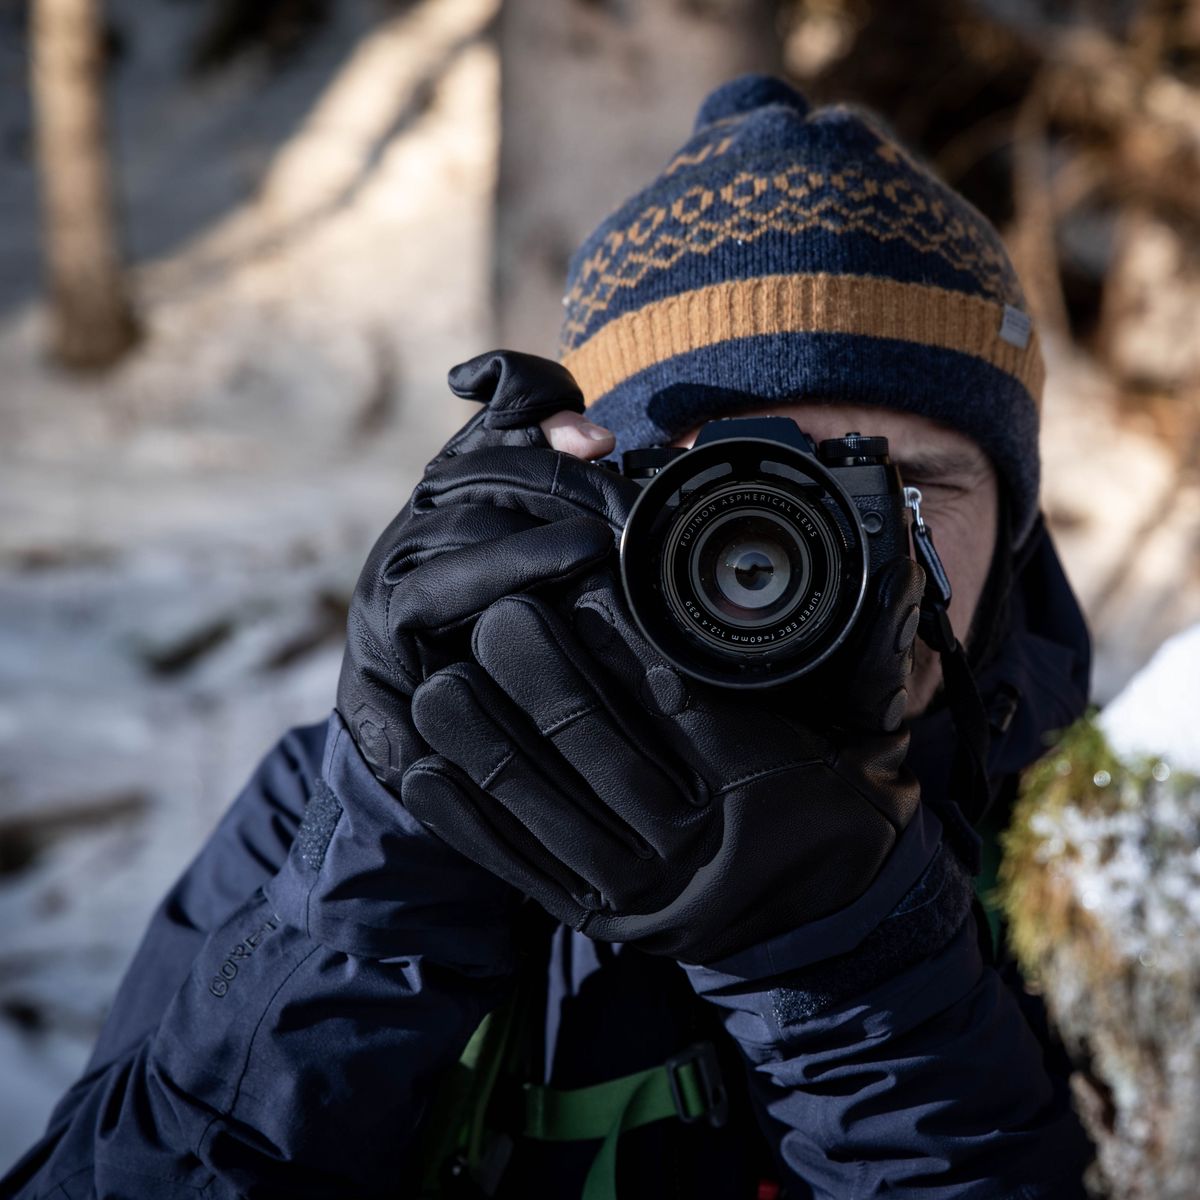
[{"xmin": 559, "ymin": 75, "xmax": 1043, "ymax": 543}]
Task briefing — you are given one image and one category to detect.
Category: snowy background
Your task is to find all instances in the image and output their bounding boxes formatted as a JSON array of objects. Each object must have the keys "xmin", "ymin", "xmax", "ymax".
[
  {"xmin": 2, "ymin": 0, "xmax": 1199, "ymax": 1171},
  {"xmin": 0, "ymin": 0, "xmax": 493, "ymax": 1161}
]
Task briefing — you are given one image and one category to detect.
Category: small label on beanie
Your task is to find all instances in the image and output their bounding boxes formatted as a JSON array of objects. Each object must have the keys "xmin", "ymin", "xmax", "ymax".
[{"xmin": 999, "ymin": 305, "xmax": 1032, "ymax": 349}]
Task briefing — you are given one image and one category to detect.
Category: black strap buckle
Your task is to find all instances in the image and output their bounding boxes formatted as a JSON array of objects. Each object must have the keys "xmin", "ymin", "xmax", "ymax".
[{"xmin": 665, "ymin": 1042, "xmax": 729, "ymax": 1129}]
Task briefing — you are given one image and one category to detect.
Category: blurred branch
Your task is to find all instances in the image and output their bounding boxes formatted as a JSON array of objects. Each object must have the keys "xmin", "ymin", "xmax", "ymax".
[
  {"xmin": 1037, "ymin": 23, "xmax": 1200, "ymax": 224},
  {"xmin": 1010, "ymin": 75, "xmax": 1071, "ymax": 336}
]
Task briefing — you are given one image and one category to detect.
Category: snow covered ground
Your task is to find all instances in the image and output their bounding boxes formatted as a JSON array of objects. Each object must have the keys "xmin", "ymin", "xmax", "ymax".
[
  {"xmin": 1, "ymin": 0, "xmax": 1198, "ymax": 1174},
  {"xmin": 0, "ymin": 0, "xmax": 496, "ymax": 1167}
]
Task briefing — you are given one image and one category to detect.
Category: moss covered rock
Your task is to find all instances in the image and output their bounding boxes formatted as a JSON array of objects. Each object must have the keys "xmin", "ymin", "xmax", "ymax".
[{"xmin": 1000, "ymin": 718, "xmax": 1200, "ymax": 1199}]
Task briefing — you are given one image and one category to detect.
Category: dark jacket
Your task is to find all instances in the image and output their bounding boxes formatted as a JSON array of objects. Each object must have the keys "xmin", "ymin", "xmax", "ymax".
[{"xmin": 2, "ymin": 524, "xmax": 1093, "ymax": 1199}]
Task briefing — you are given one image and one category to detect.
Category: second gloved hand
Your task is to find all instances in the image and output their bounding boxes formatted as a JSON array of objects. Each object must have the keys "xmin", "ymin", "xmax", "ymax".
[
  {"xmin": 337, "ymin": 349, "xmax": 623, "ymax": 792},
  {"xmin": 403, "ymin": 552, "xmax": 926, "ymax": 966}
]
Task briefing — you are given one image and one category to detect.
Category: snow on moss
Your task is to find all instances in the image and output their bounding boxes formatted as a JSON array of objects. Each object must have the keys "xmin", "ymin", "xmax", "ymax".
[{"xmin": 1000, "ymin": 684, "xmax": 1200, "ymax": 1198}]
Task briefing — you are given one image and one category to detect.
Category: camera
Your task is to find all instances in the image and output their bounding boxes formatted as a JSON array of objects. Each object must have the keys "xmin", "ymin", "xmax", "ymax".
[{"xmin": 614, "ymin": 417, "xmax": 911, "ymax": 689}]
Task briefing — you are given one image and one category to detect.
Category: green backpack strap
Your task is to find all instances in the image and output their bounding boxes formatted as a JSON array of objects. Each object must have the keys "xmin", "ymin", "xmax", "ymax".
[
  {"xmin": 417, "ymin": 901, "xmax": 728, "ymax": 1200},
  {"xmin": 419, "ymin": 906, "xmax": 552, "ymax": 1198},
  {"xmin": 421, "ymin": 1016, "xmax": 728, "ymax": 1200},
  {"xmin": 522, "ymin": 1042, "xmax": 728, "ymax": 1200},
  {"xmin": 417, "ymin": 1008, "xmax": 520, "ymax": 1195}
]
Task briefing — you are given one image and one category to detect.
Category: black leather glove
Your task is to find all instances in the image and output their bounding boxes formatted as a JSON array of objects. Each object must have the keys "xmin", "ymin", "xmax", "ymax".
[
  {"xmin": 394, "ymin": 441, "xmax": 924, "ymax": 963},
  {"xmin": 339, "ymin": 348, "xmax": 924, "ymax": 965},
  {"xmin": 336, "ymin": 349, "xmax": 614, "ymax": 793}
]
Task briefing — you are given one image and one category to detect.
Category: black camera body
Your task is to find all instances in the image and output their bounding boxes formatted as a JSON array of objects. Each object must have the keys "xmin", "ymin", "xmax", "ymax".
[{"xmin": 615, "ymin": 417, "xmax": 910, "ymax": 689}]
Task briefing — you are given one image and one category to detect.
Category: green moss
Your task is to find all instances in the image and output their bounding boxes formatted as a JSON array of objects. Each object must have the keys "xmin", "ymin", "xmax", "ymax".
[
  {"xmin": 997, "ymin": 717, "xmax": 1200, "ymax": 1199},
  {"xmin": 998, "ymin": 716, "xmax": 1162, "ymax": 980}
]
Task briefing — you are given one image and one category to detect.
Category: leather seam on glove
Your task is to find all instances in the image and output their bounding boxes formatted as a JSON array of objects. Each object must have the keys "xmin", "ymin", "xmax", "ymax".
[
  {"xmin": 353, "ymin": 619, "xmax": 417, "ymax": 696},
  {"xmin": 716, "ymin": 757, "xmax": 825, "ymax": 794},
  {"xmin": 540, "ymin": 701, "xmax": 601, "ymax": 736},
  {"xmin": 834, "ymin": 763, "xmax": 915, "ymax": 836},
  {"xmin": 424, "ymin": 479, "xmax": 623, "ymax": 534},
  {"xmin": 382, "ymin": 585, "xmax": 421, "ymax": 692},
  {"xmin": 481, "ymin": 595, "xmax": 691, "ymax": 802},
  {"xmin": 386, "ymin": 539, "xmax": 485, "ymax": 583},
  {"xmin": 480, "ymin": 749, "xmax": 516, "ymax": 791}
]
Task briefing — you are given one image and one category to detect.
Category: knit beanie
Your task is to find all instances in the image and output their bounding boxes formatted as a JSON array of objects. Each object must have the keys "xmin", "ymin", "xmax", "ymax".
[{"xmin": 559, "ymin": 75, "xmax": 1043, "ymax": 544}]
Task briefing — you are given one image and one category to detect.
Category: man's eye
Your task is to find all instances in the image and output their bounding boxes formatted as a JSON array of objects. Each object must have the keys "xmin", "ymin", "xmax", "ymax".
[{"xmin": 905, "ymin": 478, "xmax": 968, "ymax": 498}]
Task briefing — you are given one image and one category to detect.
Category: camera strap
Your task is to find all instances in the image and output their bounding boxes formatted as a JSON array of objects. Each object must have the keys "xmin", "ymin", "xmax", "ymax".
[{"xmin": 904, "ymin": 489, "xmax": 991, "ymax": 872}]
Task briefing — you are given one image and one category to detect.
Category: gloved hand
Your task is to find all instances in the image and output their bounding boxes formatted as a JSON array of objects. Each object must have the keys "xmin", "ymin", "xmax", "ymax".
[
  {"xmin": 336, "ymin": 349, "xmax": 620, "ymax": 792},
  {"xmin": 390, "ymin": 441, "xmax": 925, "ymax": 963}
]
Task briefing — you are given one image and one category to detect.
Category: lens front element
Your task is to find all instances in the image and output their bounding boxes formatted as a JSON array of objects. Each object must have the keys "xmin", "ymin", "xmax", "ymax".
[
  {"xmin": 725, "ymin": 545, "xmax": 777, "ymax": 599},
  {"xmin": 695, "ymin": 512, "xmax": 807, "ymax": 621}
]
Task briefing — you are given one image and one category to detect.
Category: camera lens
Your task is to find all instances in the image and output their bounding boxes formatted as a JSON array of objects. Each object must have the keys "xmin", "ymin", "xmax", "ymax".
[
  {"xmin": 692, "ymin": 514, "xmax": 808, "ymax": 622},
  {"xmin": 660, "ymin": 481, "xmax": 842, "ymax": 658},
  {"xmin": 619, "ymin": 430, "xmax": 877, "ymax": 688}
]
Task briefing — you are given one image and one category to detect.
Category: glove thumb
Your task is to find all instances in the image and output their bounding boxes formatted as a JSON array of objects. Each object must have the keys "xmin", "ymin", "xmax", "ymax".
[
  {"xmin": 431, "ymin": 349, "xmax": 587, "ymax": 465},
  {"xmin": 448, "ymin": 349, "xmax": 585, "ymax": 430}
]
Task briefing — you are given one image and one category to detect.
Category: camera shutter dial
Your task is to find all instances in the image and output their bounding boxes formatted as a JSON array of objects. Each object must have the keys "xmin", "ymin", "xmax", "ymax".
[{"xmin": 818, "ymin": 433, "xmax": 890, "ymax": 466}]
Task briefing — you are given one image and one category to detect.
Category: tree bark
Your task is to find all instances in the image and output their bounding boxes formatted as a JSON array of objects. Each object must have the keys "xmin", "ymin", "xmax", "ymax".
[
  {"xmin": 31, "ymin": 0, "xmax": 139, "ymax": 370},
  {"xmin": 495, "ymin": 0, "xmax": 780, "ymax": 356}
]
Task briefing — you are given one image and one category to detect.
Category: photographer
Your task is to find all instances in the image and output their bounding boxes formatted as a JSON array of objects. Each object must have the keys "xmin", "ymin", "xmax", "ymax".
[{"xmin": 3, "ymin": 77, "xmax": 1093, "ymax": 1199}]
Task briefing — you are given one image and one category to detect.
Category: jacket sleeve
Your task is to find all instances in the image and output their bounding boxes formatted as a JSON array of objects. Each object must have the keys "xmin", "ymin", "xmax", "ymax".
[
  {"xmin": 683, "ymin": 808, "xmax": 1092, "ymax": 1200},
  {"xmin": 2, "ymin": 712, "xmax": 517, "ymax": 1199}
]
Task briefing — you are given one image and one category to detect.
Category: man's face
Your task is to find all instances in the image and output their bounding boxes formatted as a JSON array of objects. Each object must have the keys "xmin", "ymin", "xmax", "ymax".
[
  {"xmin": 541, "ymin": 402, "xmax": 1000, "ymax": 717},
  {"xmin": 672, "ymin": 404, "xmax": 1000, "ymax": 717}
]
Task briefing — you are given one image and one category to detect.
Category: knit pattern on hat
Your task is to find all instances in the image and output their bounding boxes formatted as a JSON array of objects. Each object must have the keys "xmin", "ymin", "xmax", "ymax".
[{"xmin": 559, "ymin": 75, "xmax": 1043, "ymax": 542}]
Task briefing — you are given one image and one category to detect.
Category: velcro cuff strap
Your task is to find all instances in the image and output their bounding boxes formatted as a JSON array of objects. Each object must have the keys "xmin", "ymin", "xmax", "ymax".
[{"xmin": 770, "ymin": 841, "xmax": 974, "ymax": 1026}]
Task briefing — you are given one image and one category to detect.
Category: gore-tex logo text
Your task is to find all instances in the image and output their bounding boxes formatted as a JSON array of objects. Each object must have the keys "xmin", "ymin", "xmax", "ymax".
[{"xmin": 208, "ymin": 915, "xmax": 279, "ymax": 997}]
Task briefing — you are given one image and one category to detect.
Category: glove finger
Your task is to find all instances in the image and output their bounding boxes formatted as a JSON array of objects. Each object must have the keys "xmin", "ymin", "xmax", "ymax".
[
  {"xmin": 839, "ymin": 557, "xmax": 925, "ymax": 733},
  {"xmin": 568, "ymin": 585, "xmax": 832, "ymax": 785},
  {"xmin": 414, "ymin": 445, "xmax": 639, "ymax": 533},
  {"xmin": 430, "ymin": 350, "xmax": 586, "ymax": 465},
  {"xmin": 389, "ymin": 515, "xmax": 614, "ymax": 633},
  {"xmin": 377, "ymin": 502, "xmax": 542, "ymax": 578},
  {"xmin": 341, "ymin": 503, "xmax": 549, "ymax": 715},
  {"xmin": 401, "ymin": 753, "xmax": 589, "ymax": 931},
  {"xmin": 472, "ymin": 595, "xmax": 705, "ymax": 853},
  {"xmin": 447, "ymin": 349, "xmax": 585, "ymax": 430},
  {"xmin": 411, "ymin": 663, "xmax": 654, "ymax": 884},
  {"xmin": 351, "ymin": 502, "xmax": 541, "ymax": 623}
]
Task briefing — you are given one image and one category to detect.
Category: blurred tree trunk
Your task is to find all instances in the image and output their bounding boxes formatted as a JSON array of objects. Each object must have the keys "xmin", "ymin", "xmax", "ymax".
[
  {"xmin": 31, "ymin": 0, "xmax": 138, "ymax": 370},
  {"xmin": 496, "ymin": 0, "xmax": 781, "ymax": 355}
]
